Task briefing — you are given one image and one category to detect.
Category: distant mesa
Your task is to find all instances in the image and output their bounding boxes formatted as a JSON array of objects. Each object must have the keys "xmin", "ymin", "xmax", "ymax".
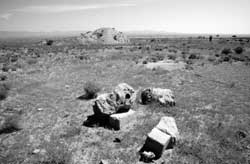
[{"xmin": 78, "ymin": 27, "xmax": 130, "ymax": 44}]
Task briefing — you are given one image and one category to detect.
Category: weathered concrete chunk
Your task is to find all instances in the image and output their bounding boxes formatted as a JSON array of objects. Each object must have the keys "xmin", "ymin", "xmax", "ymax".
[
  {"xmin": 93, "ymin": 83, "xmax": 136, "ymax": 115},
  {"xmin": 109, "ymin": 110, "xmax": 136, "ymax": 130},
  {"xmin": 144, "ymin": 127, "xmax": 171, "ymax": 157},
  {"xmin": 156, "ymin": 116, "xmax": 179, "ymax": 139},
  {"xmin": 141, "ymin": 88, "xmax": 175, "ymax": 106}
]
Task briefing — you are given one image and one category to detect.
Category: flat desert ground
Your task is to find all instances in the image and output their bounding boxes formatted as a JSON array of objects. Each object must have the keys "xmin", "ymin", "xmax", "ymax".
[{"xmin": 0, "ymin": 35, "xmax": 250, "ymax": 164}]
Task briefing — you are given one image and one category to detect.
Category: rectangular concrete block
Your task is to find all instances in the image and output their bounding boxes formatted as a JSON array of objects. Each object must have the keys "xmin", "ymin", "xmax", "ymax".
[
  {"xmin": 156, "ymin": 116, "xmax": 179, "ymax": 139},
  {"xmin": 144, "ymin": 127, "xmax": 171, "ymax": 156},
  {"xmin": 109, "ymin": 110, "xmax": 136, "ymax": 130}
]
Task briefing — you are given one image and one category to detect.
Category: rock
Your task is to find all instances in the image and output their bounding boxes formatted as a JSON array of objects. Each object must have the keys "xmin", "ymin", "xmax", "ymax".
[
  {"xmin": 33, "ymin": 149, "xmax": 40, "ymax": 154},
  {"xmin": 141, "ymin": 151, "xmax": 155, "ymax": 162},
  {"xmin": 78, "ymin": 28, "xmax": 130, "ymax": 45},
  {"xmin": 156, "ymin": 117, "xmax": 179, "ymax": 139},
  {"xmin": 109, "ymin": 110, "xmax": 136, "ymax": 130},
  {"xmin": 93, "ymin": 83, "xmax": 136, "ymax": 115},
  {"xmin": 144, "ymin": 128, "xmax": 171, "ymax": 157},
  {"xmin": 100, "ymin": 159, "xmax": 109, "ymax": 164},
  {"xmin": 141, "ymin": 88, "xmax": 175, "ymax": 106}
]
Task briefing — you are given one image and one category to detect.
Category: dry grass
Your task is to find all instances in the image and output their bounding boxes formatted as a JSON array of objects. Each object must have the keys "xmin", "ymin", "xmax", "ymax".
[{"xmin": 0, "ymin": 36, "xmax": 250, "ymax": 164}]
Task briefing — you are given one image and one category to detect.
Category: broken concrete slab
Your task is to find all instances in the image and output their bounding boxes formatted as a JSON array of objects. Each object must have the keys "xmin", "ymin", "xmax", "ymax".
[
  {"xmin": 92, "ymin": 83, "xmax": 136, "ymax": 115},
  {"xmin": 156, "ymin": 116, "xmax": 179, "ymax": 139},
  {"xmin": 109, "ymin": 110, "xmax": 136, "ymax": 130},
  {"xmin": 144, "ymin": 127, "xmax": 171, "ymax": 157},
  {"xmin": 140, "ymin": 88, "xmax": 175, "ymax": 106}
]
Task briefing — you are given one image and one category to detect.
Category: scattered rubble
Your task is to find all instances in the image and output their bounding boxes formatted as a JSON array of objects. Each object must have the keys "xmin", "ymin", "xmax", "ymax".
[
  {"xmin": 140, "ymin": 116, "xmax": 179, "ymax": 161},
  {"xmin": 92, "ymin": 83, "xmax": 136, "ymax": 115}
]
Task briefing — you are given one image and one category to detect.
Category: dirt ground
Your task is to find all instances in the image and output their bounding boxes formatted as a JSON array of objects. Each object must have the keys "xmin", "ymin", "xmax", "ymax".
[{"xmin": 0, "ymin": 36, "xmax": 250, "ymax": 164}]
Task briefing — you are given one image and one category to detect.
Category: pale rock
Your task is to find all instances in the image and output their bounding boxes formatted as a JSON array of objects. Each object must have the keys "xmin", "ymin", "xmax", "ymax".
[
  {"xmin": 109, "ymin": 110, "xmax": 136, "ymax": 130},
  {"xmin": 144, "ymin": 128, "xmax": 171, "ymax": 156},
  {"xmin": 141, "ymin": 88, "xmax": 175, "ymax": 106},
  {"xmin": 93, "ymin": 83, "xmax": 136, "ymax": 115},
  {"xmin": 156, "ymin": 116, "xmax": 179, "ymax": 139}
]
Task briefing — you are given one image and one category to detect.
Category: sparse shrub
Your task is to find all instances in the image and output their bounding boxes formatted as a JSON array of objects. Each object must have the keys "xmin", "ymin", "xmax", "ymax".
[
  {"xmin": 0, "ymin": 74, "xmax": 7, "ymax": 81},
  {"xmin": 60, "ymin": 126, "xmax": 81, "ymax": 138},
  {"xmin": 79, "ymin": 81, "xmax": 101, "ymax": 100},
  {"xmin": 234, "ymin": 47, "xmax": 244, "ymax": 54},
  {"xmin": 10, "ymin": 56, "xmax": 18, "ymax": 63},
  {"xmin": 0, "ymin": 83, "xmax": 10, "ymax": 100},
  {"xmin": 222, "ymin": 56, "xmax": 231, "ymax": 62},
  {"xmin": 0, "ymin": 114, "xmax": 21, "ymax": 134},
  {"xmin": 209, "ymin": 35, "xmax": 213, "ymax": 42},
  {"xmin": 2, "ymin": 64, "xmax": 17, "ymax": 72},
  {"xmin": 221, "ymin": 48, "xmax": 232, "ymax": 55},
  {"xmin": 142, "ymin": 60, "xmax": 148, "ymax": 64},
  {"xmin": 33, "ymin": 140, "xmax": 72, "ymax": 164},
  {"xmin": 168, "ymin": 54, "xmax": 177, "ymax": 60},
  {"xmin": 188, "ymin": 53, "xmax": 200, "ymax": 60}
]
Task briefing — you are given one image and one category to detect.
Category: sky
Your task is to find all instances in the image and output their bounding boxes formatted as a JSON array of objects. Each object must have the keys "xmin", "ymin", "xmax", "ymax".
[{"xmin": 0, "ymin": 0, "xmax": 249, "ymax": 34}]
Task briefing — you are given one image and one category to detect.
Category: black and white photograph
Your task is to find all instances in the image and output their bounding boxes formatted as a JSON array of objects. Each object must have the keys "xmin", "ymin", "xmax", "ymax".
[{"xmin": 0, "ymin": 0, "xmax": 250, "ymax": 163}]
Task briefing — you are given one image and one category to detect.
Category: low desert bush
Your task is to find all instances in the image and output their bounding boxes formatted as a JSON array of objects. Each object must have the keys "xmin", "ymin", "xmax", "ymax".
[
  {"xmin": 168, "ymin": 54, "xmax": 177, "ymax": 60},
  {"xmin": 0, "ymin": 114, "xmax": 21, "ymax": 134},
  {"xmin": 0, "ymin": 74, "xmax": 7, "ymax": 81},
  {"xmin": 33, "ymin": 140, "xmax": 72, "ymax": 164},
  {"xmin": 221, "ymin": 48, "xmax": 232, "ymax": 55},
  {"xmin": 0, "ymin": 83, "xmax": 10, "ymax": 100},
  {"xmin": 79, "ymin": 81, "xmax": 101, "ymax": 100},
  {"xmin": 188, "ymin": 53, "xmax": 200, "ymax": 60},
  {"xmin": 2, "ymin": 64, "xmax": 17, "ymax": 72},
  {"xmin": 234, "ymin": 47, "xmax": 244, "ymax": 54}
]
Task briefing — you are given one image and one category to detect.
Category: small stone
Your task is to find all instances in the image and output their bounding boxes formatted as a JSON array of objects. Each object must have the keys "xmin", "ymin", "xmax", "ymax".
[
  {"xmin": 141, "ymin": 151, "xmax": 155, "ymax": 162},
  {"xmin": 33, "ymin": 149, "xmax": 40, "ymax": 154},
  {"xmin": 37, "ymin": 108, "xmax": 44, "ymax": 111},
  {"xmin": 100, "ymin": 159, "xmax": 109, "ymax": 164},
  {"xmin": 144, "ymin": 128, "xmax": 171, "ymax": 157},
  {"xmin": 109, "ymin": 110, "xmax": 136, "ymax": 130},
  {"xmin": 113, "ymin": 138, "xmax": 121, "ymax": 143}
]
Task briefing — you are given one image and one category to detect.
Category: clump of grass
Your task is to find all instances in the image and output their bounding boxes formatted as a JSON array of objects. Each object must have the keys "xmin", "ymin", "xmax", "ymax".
[
  {"xmin": 60, "ymin": 126, "xmax": 81, "ymax": 138},
  {"xmin": 2, "ymin": 64, "xmax": 17, "ymax": 72},
  {"xmin": 234, "ymin": 47, "xmax": 244, "ymax": 54},
  {"xmin": 168, "ymin": 54, "xmax": 177, "ymax": 60},
  {"xmin": 188, "ymin": 53, "xmax": 200, "ymax": 60},
  {"xmin": 78, "ymin": 81, "xmax": 101, "ymax": 100},
  {"xmin": 0, "ymin": 114, "xmax": 21, "ymax": 134},
  {"xmin": 0, "ymin": 74, "xmax": 7, "ymax": 81},
  {"xmin": 221, "ymin": 48, "xmax": 232, "ymax": 55},
  {"xmin": 33, "ymin": 140, "xmax": 72, "ymax": 164},
  {"xmin": 0, "ymin": 83, "xmax": 10, "ymax": 100}
]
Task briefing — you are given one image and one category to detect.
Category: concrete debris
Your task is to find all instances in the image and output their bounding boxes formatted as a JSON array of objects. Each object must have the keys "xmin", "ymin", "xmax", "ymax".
[
  {"xmin": 99, "ymin": 159, "xmax": 109, "ymax": 164},
  {"xmin": 156, "ymin": 116, "xmax": 179, "ymax": 139},
  {"xmin": 141, "ymin": 88, "xmax": 175, "ymax": 106},
  {"xmin": 78, "ymin": 27, "xmax": 130, "ymax": 45},
  {"xmin": 141, "ymin": 151, "xmax": 156, "ymax": 162},
  {"xmin": 142, "ymin": 116, "xmax": 179, "ymax": 159},
  {"xmin": 93, "ymin": 83, "xmax": 136, "ymax": 115},
  {"xmin": 109, "ymin": 110, "xmax": 136, "ymax": 130},
  {"xmin": 145, "ymin": 127, "xmax": 172, "ymax": 157}
]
